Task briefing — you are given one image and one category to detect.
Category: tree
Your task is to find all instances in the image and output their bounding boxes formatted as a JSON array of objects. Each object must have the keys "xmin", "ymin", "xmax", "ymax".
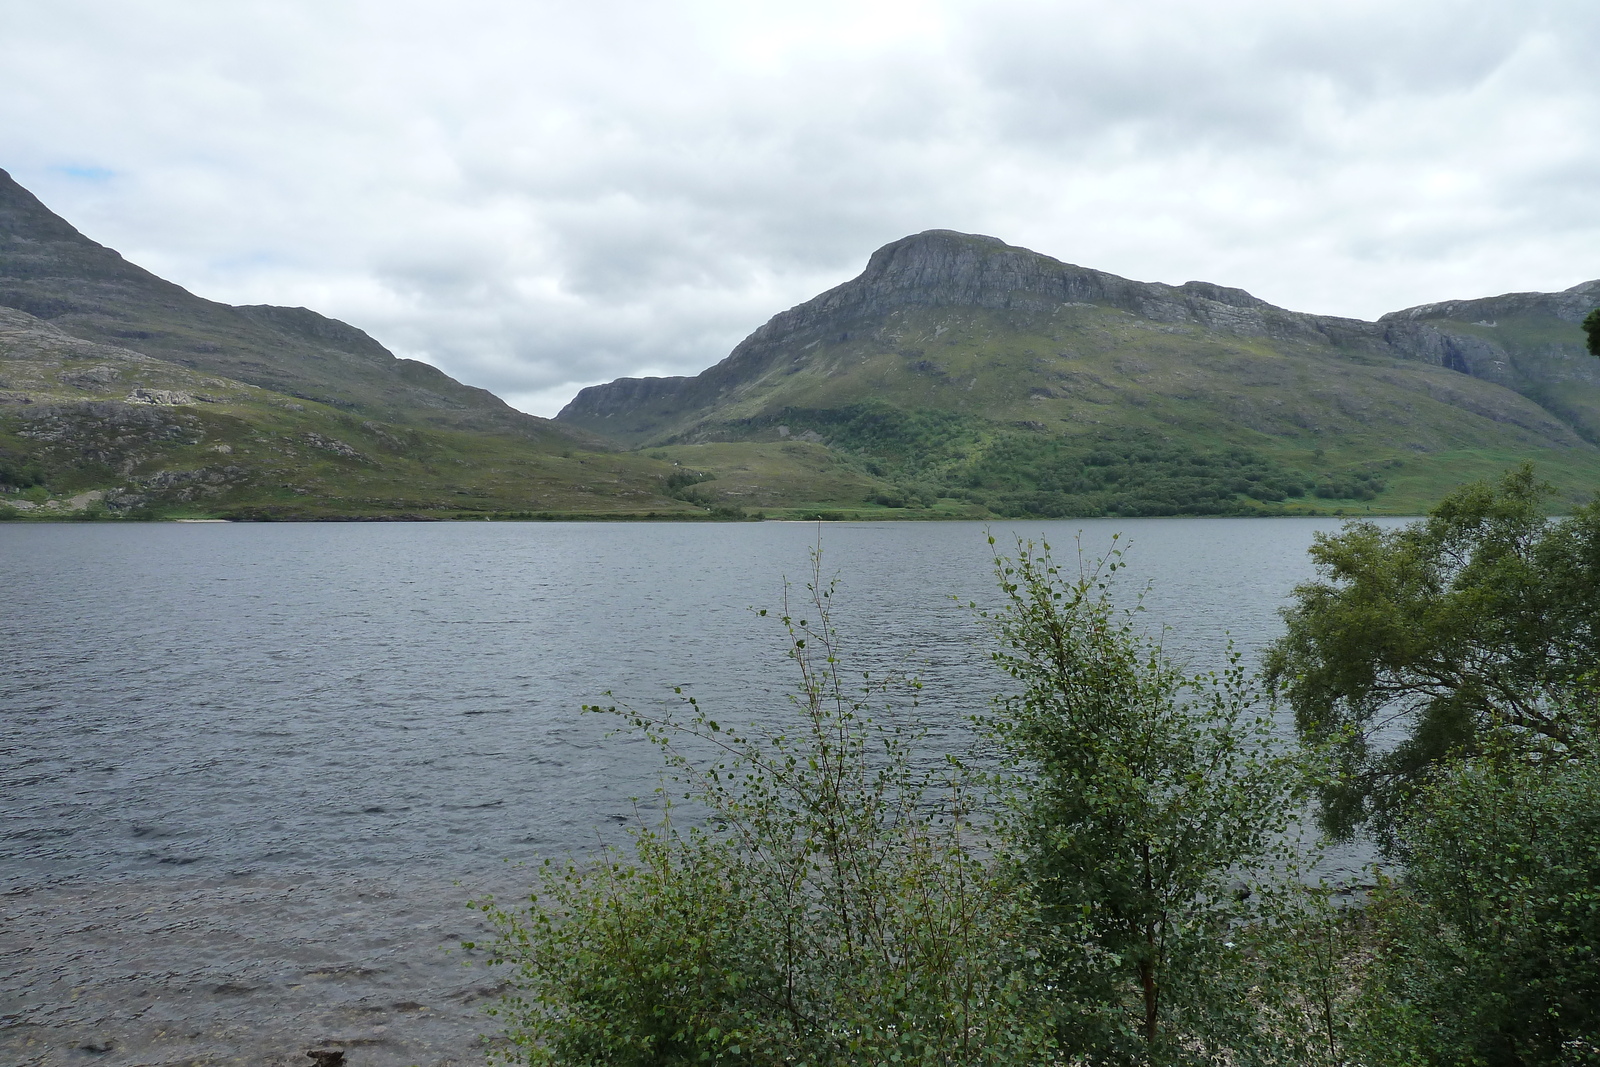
[
  {"xmin": 1584, "ymin": 307, "xmax": 1600, "ymax": 357},
  {"xmin": 470, "ymin": 539, "xmax": 1346, "ymax": 1066},
  {"xmin": 982, "ymin": 537, "xmax": 1315, "ymax": 1065},
  {"xmin": 469, "ymin": 554, "xmax": 1055, "ymax": 1066},
  {"xmin": 1264, "ymin": 465, "xmax": 1600, "ymax": 844},
  {"xmin": 1354, "ymin": 749, "xmax": 1600, "ymax": 1066}
]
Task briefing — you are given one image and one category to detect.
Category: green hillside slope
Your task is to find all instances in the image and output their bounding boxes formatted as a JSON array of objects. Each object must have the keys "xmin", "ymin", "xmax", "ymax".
[
  {"xmin": 0, "ymin": 305, "xmax": 706, "ymax": 520},
  {"xmin": 559, "ymin": 231, "xmax": 1600, "ymax": 515},
  {"xmin": 0, "ymin": 171, "xmax": 718, "ymax": 520}
]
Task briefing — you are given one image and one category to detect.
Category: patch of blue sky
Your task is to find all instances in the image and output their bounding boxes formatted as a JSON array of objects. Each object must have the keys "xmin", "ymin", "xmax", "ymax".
[{"xmin": 52, "ymin": 164, "xmax": 117, "ymax": 182}]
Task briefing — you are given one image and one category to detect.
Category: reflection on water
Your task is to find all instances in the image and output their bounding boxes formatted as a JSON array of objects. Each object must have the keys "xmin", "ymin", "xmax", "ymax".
[{"xmin": 0, "ymin": 517, "xmax": 1392, "ymax": 1064}]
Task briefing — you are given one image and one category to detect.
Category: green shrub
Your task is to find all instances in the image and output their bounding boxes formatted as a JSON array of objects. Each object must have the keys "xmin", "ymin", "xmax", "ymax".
[
  {"xmin": 662, "ymin": 469, "xmax": 713, "ymax": 494},
  {"xmin": 981, "ymin": 536, "xmax": 1322, "ymax": 1066},
  {"xmin": 755, "ymin": 403, "xmax": 1338, "ymax": 517},
  {"xmin": 0, "ymin": 453, "xmax": 47, "ymax": 489},
  {"xmin": 1355, "ymin": 752, "xmax": 1600, "ymax": 1066},
  {"xmin": 472, "ymin": 537, "xmax": 1513, "ymax": 1067}
]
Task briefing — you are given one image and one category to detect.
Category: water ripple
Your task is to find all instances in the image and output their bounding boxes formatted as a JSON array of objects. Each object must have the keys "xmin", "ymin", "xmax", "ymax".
[{"xmin": 3, "ymin": 517, "xmax": 1386, "ymax": 892}]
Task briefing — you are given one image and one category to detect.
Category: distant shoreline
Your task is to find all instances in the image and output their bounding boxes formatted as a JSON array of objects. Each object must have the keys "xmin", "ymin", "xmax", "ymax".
[{"xmin": 0, "ymin": 505, "xmax": 1409, "ymax": 524}]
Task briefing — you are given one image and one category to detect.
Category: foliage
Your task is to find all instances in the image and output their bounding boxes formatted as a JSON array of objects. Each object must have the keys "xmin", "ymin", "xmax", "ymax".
[
  {"xmin": 980, "ymin": 536, "xmax": 1318, "ymax": 1065},
  {"xmin": 469, "ymin": 554, "xmax": 1055, "ymax": 1066},
  {"xmin": 1584, "ymin": 307, "xmax": 1600, "ymax": 357},
  {"xmin": 1264, "ymin": 465, "xmax": 1600, "ymax": 844},
  {"xmin": 750, "ymin": 402, "xmax": 1389, "ymax": 517},
  {"xmin": 661, "ymin": 467, "xmax": 714, "ymax": 495},
  {"xmin": 958, "ymin": 434, "xmax": 1338, "ymax": 517},
  {"xmin": 0, "ymin": 449, "xmax": 47, "ymax": 489},
  {"xmin": 1308, "ymin": 469, "xmax": 1387, "ymax": 502},
  {"xmin": 769, "ymin": 403, "xmax": 984, "ymax": 480},
  {"xmin": 467, "ymin": 522, "xmax": 1600, "ymax": 1066},
  {"xmin": 1354, "ymin": 748, "xmax": 1600, "ymax": 1066},
  {"xmin": 1268, "ymin": 900, "xmax": 1370, "ymax": 1066}
]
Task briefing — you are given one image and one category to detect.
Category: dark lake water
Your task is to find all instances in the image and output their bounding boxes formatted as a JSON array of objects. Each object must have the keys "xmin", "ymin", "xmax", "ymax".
[
  {"xmin": 0, "ymin": 518, "xmax": 1389, "ymax": 1065},
  {"xmin": 1, "ymin": 517, "xmax": 1382, "ymax": 888}
]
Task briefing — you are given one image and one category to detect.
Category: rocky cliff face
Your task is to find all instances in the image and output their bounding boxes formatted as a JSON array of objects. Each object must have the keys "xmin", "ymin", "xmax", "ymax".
[
  {"xmin": 1379, "ymin": 281, "xmax": 1600, "ymax": 399},
  {"xmin": 558, "ymin": 229, "xmax": 1600, "ymax": 445},
  {"xmin": 1384, "ymin": 280, "xmax": 1600, "ymax": 327}
]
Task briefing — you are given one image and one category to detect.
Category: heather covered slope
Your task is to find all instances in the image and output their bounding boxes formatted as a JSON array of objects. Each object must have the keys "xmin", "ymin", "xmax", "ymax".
[{"xmin": 558, "ymin": 231, "xmax": 1600, "ymax": 514}]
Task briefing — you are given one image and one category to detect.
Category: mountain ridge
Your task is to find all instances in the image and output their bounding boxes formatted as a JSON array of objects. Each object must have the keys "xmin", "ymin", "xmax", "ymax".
[
  {"xmin": 7, "ymin": 171, "xmax": 1595, "ymax": 520},
  {"xmin": 0, "ymin": 169, "xmax": 714, "ymax": 519},
  {"xmin": 0, "ymin": 167, "xmax": 596, "ymax": 446},
  {"xmin": 557, "ymin": 228, "xmax": 1600, "ymax": 449},
  {"xmin": 555, "ymin": 229, "xmax": 1599, "ymax": 516}
]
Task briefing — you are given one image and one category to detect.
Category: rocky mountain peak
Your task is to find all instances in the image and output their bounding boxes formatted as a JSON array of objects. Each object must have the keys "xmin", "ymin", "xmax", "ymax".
[
  {"xmin": 1, "ymin": 168, "xmax": 181, "ymax": 320},
  {"xmin": 1176, "ymin": 280, "xmax": 1271, "ymax": 310},
  {"xmin": 0, "ymin": 168, "xmax": 594, "ymax": 443},
  {"xmin": 855, "ymin": 228, "xmax": 1014, "ymax": 285},
  {"xmin": 832, "ymin": 228, "xmax": 1111, "ymax": 314},
  {"xmin": 0, "ymin": 167, "xmax": 98, "ymax": 246},
  {"xmin": 794, "ymin": 229, "xmax": 1320, "ymax": 336}
]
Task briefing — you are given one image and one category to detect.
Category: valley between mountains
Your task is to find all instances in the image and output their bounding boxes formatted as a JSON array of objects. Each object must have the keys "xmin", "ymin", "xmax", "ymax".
[{"xmin": 3, "ymin": 171, "xmax": 1596, "ymax": 520}]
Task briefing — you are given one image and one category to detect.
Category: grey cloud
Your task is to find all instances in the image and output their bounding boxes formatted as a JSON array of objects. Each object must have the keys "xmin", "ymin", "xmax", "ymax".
[{"xmin": 965, "ymin": 3, "xmax": 1560, "ymax": 153}]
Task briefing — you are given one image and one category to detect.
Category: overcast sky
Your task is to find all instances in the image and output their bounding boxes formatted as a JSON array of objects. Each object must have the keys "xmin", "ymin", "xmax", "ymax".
[{"xmin": 4, "ymin": 1, "xmax": 1598, "ymax": 416}]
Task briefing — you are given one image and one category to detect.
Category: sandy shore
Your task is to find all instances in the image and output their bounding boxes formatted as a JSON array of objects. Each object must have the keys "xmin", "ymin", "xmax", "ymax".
[{"xmin": 1, "ymin": 869, "xmax": 536, "ymax": 1067}]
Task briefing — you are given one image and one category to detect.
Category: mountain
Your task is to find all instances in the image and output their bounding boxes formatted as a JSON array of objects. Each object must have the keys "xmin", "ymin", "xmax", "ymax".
[
  {"xmin": 557, "ymin": 230, "xmax": 1600, "ymax": 516},
  {"xmin": 0, "ymin": 168, "xmax": 595, "ymax": 443},
  {"xmin": 0, "ymin": 170, "xmax": 702, "ymax": 519}
]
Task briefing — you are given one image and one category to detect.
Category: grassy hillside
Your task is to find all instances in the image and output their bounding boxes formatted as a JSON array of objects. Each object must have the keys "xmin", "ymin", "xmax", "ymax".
[
  {"xmin": 667, "ymin": 304, "xmax": 1577, "ymax": 443},
  {"xmin": 597, "ymin": 303, "xmax": 1598, "ymax": 516},
  {"xmin": 557, "ymin": 228, "xmax": 1600, "ymax": 516},
  {"xmin": 0, "ymin": 307, "xmax": 707, "ymax": 520},
  {"xmin": 1404, "ymin": 312, "xmax": 1600, "ymax": 446},
  {"xmin": 7, "ymin": 182, "xmax": 1596, "ymax": 522},
  {"xmin": 648, "ymin": 416, "xmax": 1599, "ymax": 519},
  {"xmin": 0, "ymin": 168, "xmax": 735, "ymax": 521}
]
